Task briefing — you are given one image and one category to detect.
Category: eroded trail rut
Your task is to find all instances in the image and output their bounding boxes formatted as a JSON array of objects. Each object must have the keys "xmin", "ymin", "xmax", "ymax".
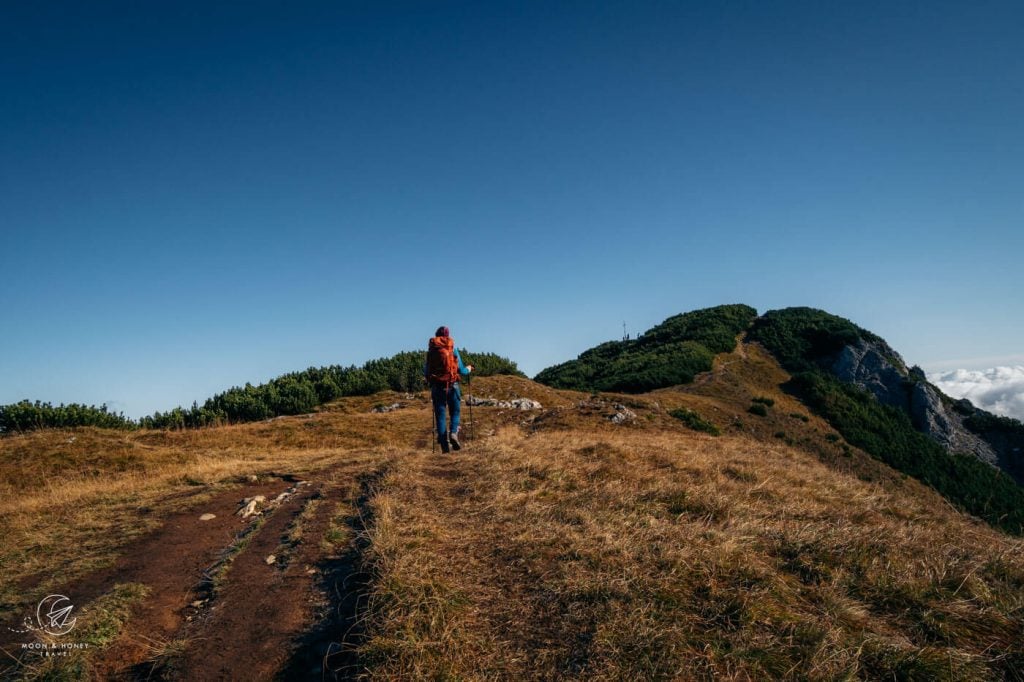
[{"xmin": 4, "ymin": 456, "xmax": 387, "ymax": 681}]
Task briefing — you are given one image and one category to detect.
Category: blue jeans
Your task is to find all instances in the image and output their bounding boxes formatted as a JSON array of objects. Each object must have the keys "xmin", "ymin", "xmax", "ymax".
[{"xmin": 431, "ymin": 382, "xmax": 461, "ymax": 442}]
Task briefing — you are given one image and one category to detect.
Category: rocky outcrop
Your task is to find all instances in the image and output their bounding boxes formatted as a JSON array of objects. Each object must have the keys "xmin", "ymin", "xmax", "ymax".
[
  {"xmin": 466, "ymin": 396, "xmax": 542, "ymax": 410},
  {"xmin": 830, "ymin": 339, "xmax": 999, "ymax": 467},
  {"xmin": 608, "ymin": 404, "xmax": 637, "ymax": 425},
  {"xmin": 909, "ymin": 381, "xmax": 999, "ymax": 466},
  {"xmin": 831, "ymin": 339, "xmax": 908, "ymax": 409}
]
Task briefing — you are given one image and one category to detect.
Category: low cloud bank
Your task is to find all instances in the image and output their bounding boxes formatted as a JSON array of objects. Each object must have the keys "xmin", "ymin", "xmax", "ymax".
[{"xmin": 929, "ymin": 366, "xmax": 1024, "ymax": 422}]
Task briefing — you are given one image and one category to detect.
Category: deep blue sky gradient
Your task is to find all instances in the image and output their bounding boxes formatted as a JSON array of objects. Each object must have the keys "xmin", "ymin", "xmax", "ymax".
[{"xmin": 2, "ymin": 1, "xmax": 1022, "ymax": 417}]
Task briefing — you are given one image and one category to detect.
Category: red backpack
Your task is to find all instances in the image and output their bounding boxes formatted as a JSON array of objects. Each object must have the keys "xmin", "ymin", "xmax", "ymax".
[{"xmin": 426, "ymin": 336, "xmax": 460, "ymax": 386}]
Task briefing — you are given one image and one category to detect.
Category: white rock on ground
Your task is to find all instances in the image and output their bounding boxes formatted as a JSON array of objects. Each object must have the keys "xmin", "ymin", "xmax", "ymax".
[
  {"xmin": 466, "ymin": 396, "xmax": 542, "ymax": 410},
  {"xmin": 609, "ymin": 404, "xmax": 637, "ymax": 424},
  {"xmin": 199, "ymin": 513, "xmax": 216, "ymax": 521},
  {"xmin": 236, "ymin": 495, "xmax": 266, "ymax": 518}
]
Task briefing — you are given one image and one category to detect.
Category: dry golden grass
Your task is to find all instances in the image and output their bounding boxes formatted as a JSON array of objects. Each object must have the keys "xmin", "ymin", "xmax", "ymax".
[
  {"xmin": 3, "ymin": 354, "xmax": 1023, "ymax": 680},
  {"xmin": 0, "ymin": 397, "xmax": 423, "ymax": 624},
  {"xmin": 358, "ymin": 425, "xmax": 1024, "ymax": 680}
]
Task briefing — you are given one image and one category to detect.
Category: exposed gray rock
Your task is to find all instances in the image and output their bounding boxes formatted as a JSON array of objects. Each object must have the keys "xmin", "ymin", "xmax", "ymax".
[
  {"xmin": 910, "ymin": 382, "xmax": 998, "ymax": 466},
  {"xmin": 372, "ymin": 402, "xmax": 404, "ymax": 413},
  {"xmin": 909, "ymin": 381, "xmax": 956, "ymax": 444},
  {"xmin": 831, "ymin": 339, "xmax": 908, "ymax": 409},
  {"xmin": 830, "ymin": 338, "xmax": 998, "ymax": 467},
  {"xmin": 236, "ymin": 495, "xmax": 266, "ymax": 518},
  {"xmin": 466, "ymin": 396, "xmax": 542, "ymax": 410},
  {"xmin": 609, "ymin": 404, "xmax": 637, "ymax": 424}
]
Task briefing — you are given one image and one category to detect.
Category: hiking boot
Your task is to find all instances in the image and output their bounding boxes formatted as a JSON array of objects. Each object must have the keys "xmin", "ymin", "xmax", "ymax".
[
  {"xmin": 449, "ymin": 433, "xmax": 461, "ymax": 451},
  {"xmin": 439, "ymin": 439, "xmax": 451, "ymax": 454}
]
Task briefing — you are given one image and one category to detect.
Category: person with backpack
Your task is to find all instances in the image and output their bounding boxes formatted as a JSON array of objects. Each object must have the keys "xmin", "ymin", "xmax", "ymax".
[{"xmin": 424, "ymin": 326, "xmax": 473, "ymax": 453}]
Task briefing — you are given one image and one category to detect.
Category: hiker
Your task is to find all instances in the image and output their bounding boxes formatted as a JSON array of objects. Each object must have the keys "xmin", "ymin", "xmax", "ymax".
[{"xmin": 424, "ymin": 326, "xmax": 473, "ymax": 453}]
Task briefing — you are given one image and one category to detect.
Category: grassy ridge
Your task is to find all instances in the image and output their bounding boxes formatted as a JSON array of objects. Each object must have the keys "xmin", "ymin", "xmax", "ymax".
[
  {"xmin": 3, "ymin": 368, "xmax": 1023, "ymax": 679},
  {"xmin": 359, "ymin": 425, "xmax": 1024, "ymax": 679},
  {"xmin": 535, "ymin": 304, "xmax": 757, "ymax": 392},
  {"xmin": 792, "ymin": 371, "xmax": 1024, "ymax": 534},
  {"xmin": 749, "ymin": 307, "xmax": 1024, "ymax": 535}
]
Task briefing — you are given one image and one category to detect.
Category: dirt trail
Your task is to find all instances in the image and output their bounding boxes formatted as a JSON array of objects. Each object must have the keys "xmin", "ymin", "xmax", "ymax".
[
  {"xmin": 2, "ymin": 457, "xmax": 384, "ymax": 681},
  {"xmin": 165, "ymin": 481, "xmax": 328, "ymax": 679},
  {"xmin": 1, "ymin": 478, "xmax": 292, "ymax": 669}
]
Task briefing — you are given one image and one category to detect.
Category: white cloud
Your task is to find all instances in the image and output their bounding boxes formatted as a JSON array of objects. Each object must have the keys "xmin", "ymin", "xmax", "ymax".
[{"xmin": 929, "ymin": 366, "xmax": 1024, "ymax": 422}]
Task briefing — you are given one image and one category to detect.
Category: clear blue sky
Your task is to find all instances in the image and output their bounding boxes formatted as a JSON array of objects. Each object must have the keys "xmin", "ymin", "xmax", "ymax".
[{"xmin": 2, "ymin": 1, "xmax": 1022, "ymax": 418}]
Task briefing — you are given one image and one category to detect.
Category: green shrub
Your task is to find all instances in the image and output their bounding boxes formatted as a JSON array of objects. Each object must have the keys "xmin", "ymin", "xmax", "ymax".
[
  {"xmin": 535, "ymin": 304, "xmax": 757, "ymax": 393},
  {"xmin": 670, "ymin": 408, "xmax": 721, "ymax": 436},
  {"xmin": 139, "ymin": 349, "xmax": 523, "ymax": 430},
  {"xmin": 0, "ymin": 400, "xmax": 135, "ymax": 433},
  {"xmin": 748, "ymin": 307, "xmax": 881, "ymax": 374},
  {"xmin": 752, "ymin": 396, "xmax": 775, "ymax": 407},
  {"xmin": 791, "ymin": 371, "xmax": 1024, "ymax": 535},
  {"xmin": 748, "ymin": 404, "xmax": 768, "ymax": 417},
  {"xmin": 1, "ymin": 349, "xmax": 524, "ymax": 434}
]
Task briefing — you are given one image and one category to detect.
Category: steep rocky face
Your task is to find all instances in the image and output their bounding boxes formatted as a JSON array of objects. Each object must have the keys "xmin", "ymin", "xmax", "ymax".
[
  {"xmin": 830, "ymin": 339, "xmax": 1001, "ymax": 470},
  {"xmin": 831, "ymin": 339, "xmax": 908, "ymax": 409},
  {"xmin": 908, "ymin": 381, "xmax": 1000, "ymax": 467}
]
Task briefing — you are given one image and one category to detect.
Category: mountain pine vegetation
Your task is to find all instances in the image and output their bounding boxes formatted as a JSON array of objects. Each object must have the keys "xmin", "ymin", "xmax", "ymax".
[
  {"xmin": 534, "ymin": 304, "xmax": 757, "ymax": 392},
  {"xmin": 748, "ymin": 307, "xmax": 1024, "ymax": 535},
  {"xmin": 0, "ymin": 350, "xmax": 522, "ymax": 433},
  {"xmin": 0, "ymin": 401, "xmax": 135, "ymax": 433}
]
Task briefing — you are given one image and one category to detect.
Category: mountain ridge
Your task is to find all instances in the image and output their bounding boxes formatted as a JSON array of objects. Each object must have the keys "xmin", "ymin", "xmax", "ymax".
[
  {"xmin": 4, "ymin": 343, "xmax": 1024, "ymax": 679},
  {"xmin": 532, "ymin": 304, "xmax": 1024, "ymax": 534}
]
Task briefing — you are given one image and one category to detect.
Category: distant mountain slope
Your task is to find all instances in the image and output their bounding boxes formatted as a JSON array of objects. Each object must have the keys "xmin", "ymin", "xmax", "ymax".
[
  {"xmin": 746, "ymin": 307, "xmax": 1024, "ymax": 534},
  {"xmin": 534, "ymin": 304, "xmax": 757, "ymax": 392},
  {"xmin": 536, "ymin": 304, "xmax": 1024, "ymax": 534},
  {"xmin": 748, "ymin": 307, "xmax": 1024, "ymax": 482}
]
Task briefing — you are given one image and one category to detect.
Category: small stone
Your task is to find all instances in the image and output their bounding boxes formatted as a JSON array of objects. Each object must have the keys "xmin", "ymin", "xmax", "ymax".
[
  {"xmin": 190, "ymin": 600, "xmax": 205, "ymax": 608},
  {"xmin": 237, "ymin": 496, "xmax": 266, "ymax": 518},
  {"xmin": 265, "ymin": 554, "xmax": 277, "ymax": 565},
  {"xmin": 609, "ymin": 406, "xmax": 637, "ymax": 424},
  {"xmin": 247, "ymin": 474, "xmax": 259, "ymax": 483},
  {"xmin": 199, "ymin": 513, "xmax": 216, "ymax": 521}
]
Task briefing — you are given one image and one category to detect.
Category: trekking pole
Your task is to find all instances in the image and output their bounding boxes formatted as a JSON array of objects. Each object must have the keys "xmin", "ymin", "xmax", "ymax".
[
  {"xmin": 467, "ymin": 372, "xmax": 474, "ymax": 443},
  {"xmin": 429, "ymin": 380, "xmax": 436, "ymax": 454}
]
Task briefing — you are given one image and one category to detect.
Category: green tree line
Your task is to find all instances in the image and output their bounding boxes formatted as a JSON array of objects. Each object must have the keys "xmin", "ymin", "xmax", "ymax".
[
  {"xmin": 0, "ymin": 400, "xmax": 135, "ymax": 433},
  {"xmin": 0, "ymin": 350, "xmax": 522, "ymax": 433}
]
